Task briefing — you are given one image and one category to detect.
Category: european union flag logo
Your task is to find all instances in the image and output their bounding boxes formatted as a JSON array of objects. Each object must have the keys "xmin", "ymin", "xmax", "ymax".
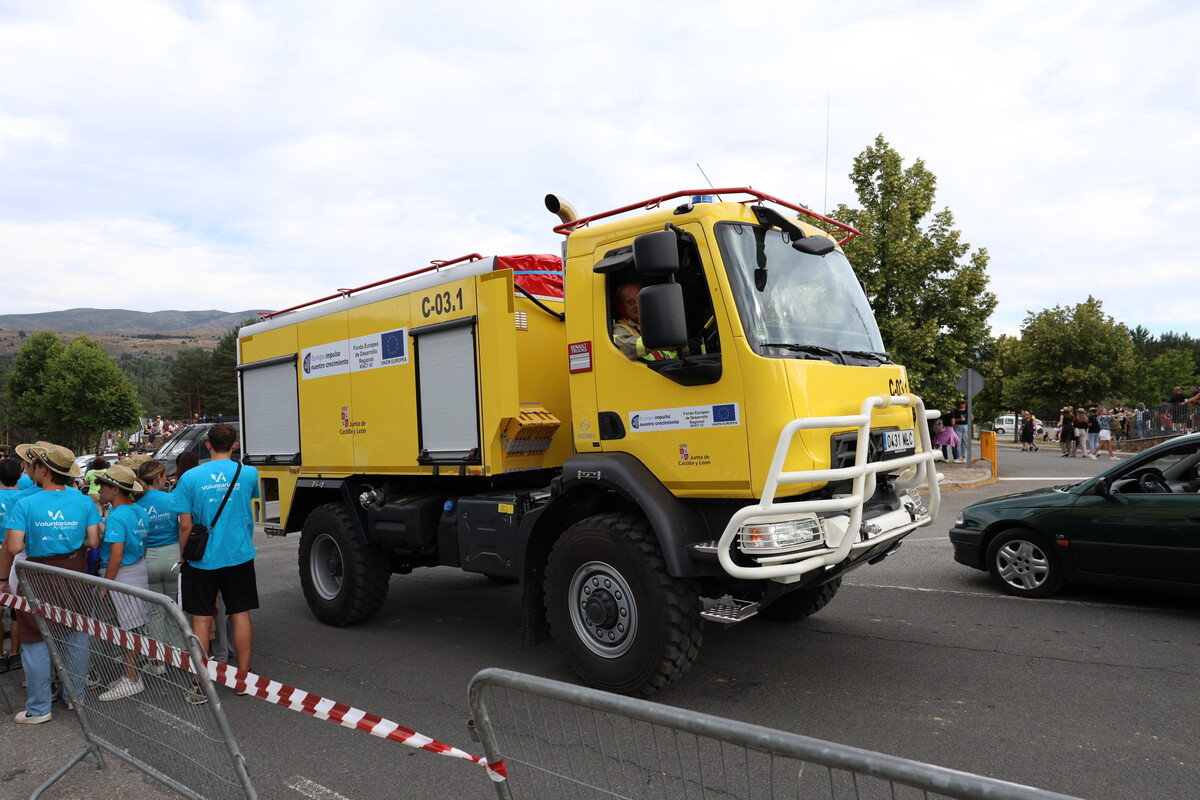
[
  {"xmin": 712, "ymin": 404, "xmax": 736, "ymax": 423},
  {"xmin": 381, "ymin": 330, "xmax": 407, "ymax": 360}
]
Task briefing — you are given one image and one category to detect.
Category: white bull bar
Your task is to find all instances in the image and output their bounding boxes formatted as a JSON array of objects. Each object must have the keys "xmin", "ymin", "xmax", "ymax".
[{"xmin": 716, "ymin": 394, "xmax": 941, "ymax": 581}]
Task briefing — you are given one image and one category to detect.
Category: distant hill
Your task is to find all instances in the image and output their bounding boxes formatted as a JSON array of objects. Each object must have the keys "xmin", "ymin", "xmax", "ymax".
[
  {"xmin": 0, "ymin": 308, "xmax": 270, "ymax": 361},
  {"xmin": 0, "ymin": 308, "xmax": 266, "ymax": 335}
]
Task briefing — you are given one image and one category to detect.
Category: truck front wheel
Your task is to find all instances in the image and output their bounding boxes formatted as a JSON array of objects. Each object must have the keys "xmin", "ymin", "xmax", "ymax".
[
  {"xmin": 299, "ymin": 503, "xmax": 390, "ymax": 626},
  {"xmin": 545, "ymin": 513, "xmax": 703, "ymax": 697}
]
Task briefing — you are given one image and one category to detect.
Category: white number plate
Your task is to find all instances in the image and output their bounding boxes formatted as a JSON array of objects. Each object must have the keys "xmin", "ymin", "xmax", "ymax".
[{"xmin": 882, "ymin": 429, "xmax": 916, "ymax": 451}]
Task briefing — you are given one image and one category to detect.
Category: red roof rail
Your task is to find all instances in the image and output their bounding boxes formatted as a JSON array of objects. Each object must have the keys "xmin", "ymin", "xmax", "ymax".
[
  {"xmin": 258, "ymin": 254, "xmax": 485, "ymax": 320},
  {"xmin": 552, "ymin": 188, "xmax": 860, "ymax": 246}
]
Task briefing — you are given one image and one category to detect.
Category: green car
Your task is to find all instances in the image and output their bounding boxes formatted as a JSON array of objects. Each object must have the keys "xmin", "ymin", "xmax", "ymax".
[{"xmin": 950, "ymin": 433, "xmax": 1200, "ymax": 598}]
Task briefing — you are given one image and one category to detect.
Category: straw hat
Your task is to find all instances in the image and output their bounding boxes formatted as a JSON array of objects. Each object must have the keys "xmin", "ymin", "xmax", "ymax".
[
  {"xmin": 123, "ymin": 453, "xmax": 153, "ymax": 470},
  {"xmin": 30, "ymin": 444, "xmax": 82, "ymax": 478},
  {"xmin": 94, "ymin": 463, "xmax": 144, "ymax": 494},
  {"xmin": 14, "ymin": 441, "xmax": 54, "ymax": 463}
]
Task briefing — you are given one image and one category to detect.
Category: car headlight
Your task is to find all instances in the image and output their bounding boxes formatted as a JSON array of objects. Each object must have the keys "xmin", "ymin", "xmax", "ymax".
[
  {"xmin": 738, "ymin": 516, "xmax": 825, "ymax": 553},
  {"xmin": 954, "ymin": 513, "xmax": 965, "ymax": 526}
]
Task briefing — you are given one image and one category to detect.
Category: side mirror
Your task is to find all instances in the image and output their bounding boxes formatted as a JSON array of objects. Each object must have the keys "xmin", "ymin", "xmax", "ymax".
[
  {"xmin": 1096, "ymin": 476, "xmax": 1111, "ymax": 496},
  {"xmin": 633, "ymin": 230, "xmax": 680, "ymax": 276},
  {"xmin": 792, "ymin": 236, "xmax": 836, "ymax": 256},
  {"xmin": 639, "ymin": 283, "xmax": 687, "ymax": 350}
]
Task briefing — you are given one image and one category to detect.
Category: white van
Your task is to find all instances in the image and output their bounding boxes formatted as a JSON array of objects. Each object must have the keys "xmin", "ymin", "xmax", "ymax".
[{"xmin": 993, "ymin": 414, "xmax": 1043, "ymax": 436}]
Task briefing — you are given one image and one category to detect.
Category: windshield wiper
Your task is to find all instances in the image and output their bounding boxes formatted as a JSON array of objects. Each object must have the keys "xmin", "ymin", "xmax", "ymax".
[
  {"xmin": 760, "ymin": 343, "xmax": 846, "ymax": 363},
  {"xmin": 843, "ymin": 349, "xmax": 891, "ymax": 363}
]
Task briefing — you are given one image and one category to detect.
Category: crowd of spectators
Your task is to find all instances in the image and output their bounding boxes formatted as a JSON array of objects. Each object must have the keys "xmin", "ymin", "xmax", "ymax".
[
  {"xmin": 1039, "ymin": 384, "xmax": 1200, "ymax": 449},
  {"xmin": 0, "ymin": 423, "xmax": 257, "ymax": 723}
]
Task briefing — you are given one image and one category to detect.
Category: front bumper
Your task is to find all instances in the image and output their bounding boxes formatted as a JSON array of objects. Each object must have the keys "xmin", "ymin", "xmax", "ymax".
[
  {"xmin": 715, "ymin": 393, "xmax": 941, "ymax": 583},
  {"xmin": 948, "ymin": 526, "xmax": 986, "ymax": 571}
]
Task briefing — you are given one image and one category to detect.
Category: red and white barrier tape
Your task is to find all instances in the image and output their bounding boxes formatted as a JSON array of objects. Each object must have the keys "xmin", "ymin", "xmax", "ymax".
[{"xmin": 0, "ymin": 590, "xmax": 506, "ymax": 783}]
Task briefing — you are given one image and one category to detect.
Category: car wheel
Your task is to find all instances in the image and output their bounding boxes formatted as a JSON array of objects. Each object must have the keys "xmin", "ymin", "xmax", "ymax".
[
  {"xmin": 757, "ymin": 577, "xmax": 842, "ymax": 622},
  {"xmin": 985, "ymin": 529, "xmax": 1064, "ymax": 598},
  {"xmin": 299, "ymin": 503, "xmax": 391, "ymax": 626},
  {"xmin": 545, "ymin": 512, "xmax": 703, "ymax": 697}
]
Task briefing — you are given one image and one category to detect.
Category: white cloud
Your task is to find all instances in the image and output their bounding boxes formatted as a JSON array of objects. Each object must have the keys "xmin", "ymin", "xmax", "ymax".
[{"xmin": 0, "ymin": 0, "xmax": 1197, "ymax": 339}]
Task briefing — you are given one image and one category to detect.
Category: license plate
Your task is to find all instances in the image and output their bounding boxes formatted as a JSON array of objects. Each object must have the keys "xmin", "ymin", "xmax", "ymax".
[{"xmin": 882, "ymin": 429, "xmax": 915, "ymax": 452}]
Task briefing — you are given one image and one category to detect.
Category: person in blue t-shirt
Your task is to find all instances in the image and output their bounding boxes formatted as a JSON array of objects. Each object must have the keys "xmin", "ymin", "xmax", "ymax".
[
  {"xmin": 172, "ymin": 424, "xmax": 259, "ymax": 701},
  {"xmin": 94, "ymin": 464, "xmax": 152, "ymax": 701},
  {"xmin": 0, "ymin": 458, "xmax": 25, "ymax": 671},
  {"xmin": 0, "ymin": 443, "xmax": 100, "ymax": 723},
  {"xmin": 0, "ymin": 458, "xmax": 22, "ymax": 538},
  {"xmin": 135, "ymin": 459, "xmax": 181, "ymax": 647}
]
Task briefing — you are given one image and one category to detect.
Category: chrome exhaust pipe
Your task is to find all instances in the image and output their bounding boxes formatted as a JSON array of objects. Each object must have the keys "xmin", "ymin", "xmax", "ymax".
[{"xmin": 545, "ymin": 194, "xmax": 579, "ymax": 225}]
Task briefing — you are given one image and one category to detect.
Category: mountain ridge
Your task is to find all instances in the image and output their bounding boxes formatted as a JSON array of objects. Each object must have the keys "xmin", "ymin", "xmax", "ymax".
[{"xmin": 0, "ymin": 308, "xmax": 267, "ymax": 335}]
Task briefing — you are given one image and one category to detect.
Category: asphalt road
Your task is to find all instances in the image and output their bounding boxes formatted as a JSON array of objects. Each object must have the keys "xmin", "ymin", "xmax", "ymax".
[{"xmin": 3, "ymin": 443, "xmax": 1197, "ymax": 799}]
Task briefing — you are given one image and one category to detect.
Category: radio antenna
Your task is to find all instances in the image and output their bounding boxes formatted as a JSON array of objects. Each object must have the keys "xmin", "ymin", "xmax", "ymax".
[
  {"xmin": 823, "ymin": 93, "xmax": 830, "ymax": 214},
  {"xmin": 695, "ymin": 164, "xmax": 722, "ymax": 201}
]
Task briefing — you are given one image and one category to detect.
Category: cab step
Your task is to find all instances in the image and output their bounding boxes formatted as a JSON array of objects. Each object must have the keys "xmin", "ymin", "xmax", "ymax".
[{"xmin": 700, "ymin": 596, "xmax": 760, "ymax": 624}]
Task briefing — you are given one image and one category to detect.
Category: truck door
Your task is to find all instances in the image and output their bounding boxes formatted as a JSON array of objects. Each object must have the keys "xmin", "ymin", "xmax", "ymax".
[{"xmin": 585, "ymin": 225, "xmax": 752, "ymax": 497}]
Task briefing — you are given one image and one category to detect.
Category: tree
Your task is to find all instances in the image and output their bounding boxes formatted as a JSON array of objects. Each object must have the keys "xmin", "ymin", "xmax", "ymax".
[
  {"xmin": 6, "ymin": 332, "xmax": 140, "ymax": 452},
  {"xmin": 1003, "ymin": 297, "xmax": 1136, "ymax": 412},
  {"xmin": 170, "ymin": 349, "xmax": 212, "ymax": 419},
  {"xmin": 1125, "ymin": 350, "xmax": 1197, "ymax": 407},
  {"xmin": 41, "ymin": 337, "xmax": 141, "ymax": 452},
  {"xmin": 7, "ymin": 331, "xmax": 67, "ymax": 434},
  {"xmin": 119, "ymin": 356, "xmax": 172, "ymax": 416},
  {"xmin": 829, "ymin": 135, "xmax": 996, "ymax": 408},
  {"xmin": 207, "ymin": 322, "xmax": 253, "ymax": 418}
]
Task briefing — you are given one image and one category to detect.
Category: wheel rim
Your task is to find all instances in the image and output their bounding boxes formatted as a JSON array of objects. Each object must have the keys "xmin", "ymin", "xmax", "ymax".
[
  {"xmin": 567, "ymin": 560, "xmax": 638, "ymax": 659},
  {"xmin": 995, "ymin": 539, "xmax": 1050, "ymax": 591},
  {"xmin": 310, "ymin": 533, "xmax": 345, "ymax": 601}
]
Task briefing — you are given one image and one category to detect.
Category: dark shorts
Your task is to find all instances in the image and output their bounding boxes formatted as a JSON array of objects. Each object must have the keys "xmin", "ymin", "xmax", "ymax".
[{"xmin": 181, "ymin": 560, "xmax": 259, "ymax": 616}]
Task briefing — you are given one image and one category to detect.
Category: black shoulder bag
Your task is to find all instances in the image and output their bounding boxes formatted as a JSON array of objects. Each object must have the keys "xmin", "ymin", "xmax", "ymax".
[{"xmin": 182, "ymin": 462, "xmax": 242, "ymax": 562}]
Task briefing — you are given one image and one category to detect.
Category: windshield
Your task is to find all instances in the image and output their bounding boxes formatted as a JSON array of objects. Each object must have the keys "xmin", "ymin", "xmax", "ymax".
[{"xmin": 715, "ymin": 222, "xmax": 885, "ymax": 359}]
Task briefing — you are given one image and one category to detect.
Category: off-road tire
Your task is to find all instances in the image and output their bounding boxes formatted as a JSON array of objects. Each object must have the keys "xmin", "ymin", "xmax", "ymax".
[
  {"xmin": 545, "ymin": 512, "xmax": 703, "ymax": 697},
  {"xmin": 299, "ymin": 503, "xmax": 390, "ymax": 626},
  {"xmin": 757, "ymin": 577, "xmax": 842, "ymax": 622}
]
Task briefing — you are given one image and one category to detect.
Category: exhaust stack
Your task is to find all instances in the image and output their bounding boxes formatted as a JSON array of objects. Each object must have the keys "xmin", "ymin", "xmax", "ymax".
[{"xmin": 544, "ymin": 194, "xmax": 579, "ymax": 226}]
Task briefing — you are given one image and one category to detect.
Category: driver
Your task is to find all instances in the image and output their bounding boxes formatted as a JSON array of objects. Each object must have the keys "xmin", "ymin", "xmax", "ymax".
[{"xmin": 611, "ymin": 283, "xmax": 676, "ymax": 362}]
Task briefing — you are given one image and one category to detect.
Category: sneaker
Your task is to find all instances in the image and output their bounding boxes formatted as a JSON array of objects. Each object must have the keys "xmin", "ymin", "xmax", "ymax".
[
  {"xmin": 185, "ymin": 683, "xmax": 209, "ymax": 706},
  {"xmin": 85, "ymin": 672, "xmax": 104, "ymax": 690},
  {"xmin": 98, "ymin": 677, "xmax": 145, "ymax": 702},
  {"xmin": 15, "ymin": 710, "xmax": 52, "ymax": 724},
  {"xmin": 1089, "ymin": 454, "xmax": 1097, "ymax": 460}
]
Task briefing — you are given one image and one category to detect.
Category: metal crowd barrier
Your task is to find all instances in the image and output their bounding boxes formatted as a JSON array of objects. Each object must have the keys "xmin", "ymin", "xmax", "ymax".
[
  {"xmin": 468, "ymin": 668, "xmax": 1086, "ymax": 800},
  {"xmin": 14, "ymin": 560, "xmax": 256, "ymax": 800}
]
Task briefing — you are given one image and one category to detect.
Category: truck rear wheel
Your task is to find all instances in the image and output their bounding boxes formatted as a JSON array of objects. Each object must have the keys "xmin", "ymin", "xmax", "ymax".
[
  {"xmin": 299, "ymin": 503, "xmax": 390, "ymax": 626},
  {"xmin": 545, "ymin": 512, "xmax": 703, "ymax": 697},
  {"xmin": 757, "ymin": 577, "xmax": 841, "ymax": 622}
]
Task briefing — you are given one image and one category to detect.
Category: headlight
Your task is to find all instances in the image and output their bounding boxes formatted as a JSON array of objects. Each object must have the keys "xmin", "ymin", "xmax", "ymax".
[
  {"xmin": 954, "ymin": 513, "xmax": 965, "ymax": 526},
  {"xmin": 738, "ymin": 516, "xmax": 825, "ymax": 553}
]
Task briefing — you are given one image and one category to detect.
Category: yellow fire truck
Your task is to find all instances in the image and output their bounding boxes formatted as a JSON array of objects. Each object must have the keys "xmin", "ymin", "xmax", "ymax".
[{"xmin": 237, "ymin": 188, "xmax": 940, "ymax": 696}]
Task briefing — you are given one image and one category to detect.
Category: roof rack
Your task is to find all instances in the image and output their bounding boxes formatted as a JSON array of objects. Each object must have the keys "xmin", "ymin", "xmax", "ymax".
[
  {"xmin": 258, "ymin": 254, "xmax": 484, "ymax": 320},
  {"xmin": 552, "ymin": 188, "xmax": 861, "ymax": 245}
]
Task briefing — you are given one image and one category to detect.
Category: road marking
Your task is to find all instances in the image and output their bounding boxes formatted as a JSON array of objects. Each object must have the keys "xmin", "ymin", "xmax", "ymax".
[
  {"xmin": 850, "ymin": 582, "xmax": 1192, "ymax": 613},
  {"xmin": 998, "ymin": 477, "xmax": 1078, "ymax": 481},
  {"xmin": 288, "ymin": 777, "xmax": 355, "ymax": 800}
]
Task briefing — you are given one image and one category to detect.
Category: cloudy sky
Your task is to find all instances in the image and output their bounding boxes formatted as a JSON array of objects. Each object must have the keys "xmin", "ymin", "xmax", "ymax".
[{"xmin": 1, "ymin": 0, "xmax": 1196, "ymax": 337}]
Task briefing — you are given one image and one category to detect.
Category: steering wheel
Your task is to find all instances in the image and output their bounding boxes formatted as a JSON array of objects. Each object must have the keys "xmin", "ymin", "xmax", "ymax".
[{"xmin": 1138, "ymin": 468, "xmax": 1171, "ymax": 494}]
